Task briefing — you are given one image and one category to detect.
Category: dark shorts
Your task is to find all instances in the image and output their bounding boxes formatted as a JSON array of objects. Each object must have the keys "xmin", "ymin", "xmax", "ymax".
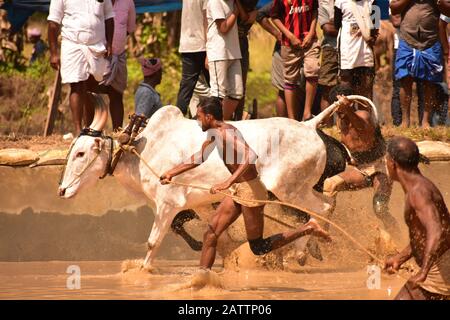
[
  {"xmin": 318, "ymin": 46, "xmax": 339, "ymax": 87},
  {"xmin": 339, "ymin": 66, "xmax": 375, "ymax": 88}
]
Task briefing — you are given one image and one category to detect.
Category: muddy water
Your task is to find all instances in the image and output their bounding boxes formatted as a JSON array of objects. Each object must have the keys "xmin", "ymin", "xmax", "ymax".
[
  {"xmin": 0, "ymin": 162, "xmax": 449, "ymax": 299},
  {"xmin": 0, "ymin": 260, "xmax": 405, "ymax": 300}
]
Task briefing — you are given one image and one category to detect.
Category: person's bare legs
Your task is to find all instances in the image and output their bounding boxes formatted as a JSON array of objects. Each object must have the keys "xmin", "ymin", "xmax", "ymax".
[
  {"xmin": 83, "ymin": 91, "xmax": 95, "ymax": 129},
  {"xmin": 241, "ymin": 205, "xmax": 331, "ymax": 251},
  {"xmin": 284, "ymin": 86, "xmax": 300, "ymax": 120},
  {"xmin": 222, "ymin": 97, "xmax": 240, "ymax": 120},
  {"xmin": 108, "ymin": 88, "xmax": 124, "ymax": 130},
  {"xmin": 276, "ymin": 90, "xmax": 287, "ymax": 117},
  {"xmin": 422, "ymin": 81, "xmax": 437, "ymax": 128},
  {"xmin": 69, "ymin": 81, "xmax": 87, "ymax": 135},
  {"xmin": 200, "ymin": 196, "xmax": 242, "ymax": 269},
  {"xmin": 302, "ymin": 78, "xmax": 318, "ymax": 120},
  {"xmin": 399, "ymin": 76, "xmax": 413, "ymax": 128},
  {"xmin": 320, "ymin": 85, "xmax": 333, "ymax": 127}
]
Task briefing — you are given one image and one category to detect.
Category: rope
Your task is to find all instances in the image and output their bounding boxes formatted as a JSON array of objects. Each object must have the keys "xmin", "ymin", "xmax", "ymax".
[{"xmin": 118, "ymin": 107, "xmax": 450, "ymax": 292}]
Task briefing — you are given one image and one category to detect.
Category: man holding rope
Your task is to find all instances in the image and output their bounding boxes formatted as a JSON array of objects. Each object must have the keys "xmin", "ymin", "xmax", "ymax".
[
  {"xmin": 160, "ymin": 97, "xmax": 331, "ymax": 270},
  {"xmin": 384, "ymin": 136, "xmax": 450, "ymax": 300},
  {"xmin": 322, "ymin": 85, "xmax": 401, "ymax": 240}
]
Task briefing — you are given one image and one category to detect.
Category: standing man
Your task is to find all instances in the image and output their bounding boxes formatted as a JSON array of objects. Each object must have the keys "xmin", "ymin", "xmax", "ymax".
[
  {"xmin": 384, "ymin": 136, "xmax": 450, "ymax": 300},
  {"xmin": 101, "ymin": 0, "xmax": 136, "ymax": 130},
  {"xmin": 176, "ymin": 0, "xmax": 210, "ymax": 116},
  {"xmin": 322, "ymin": 85, "xmax": 401, "ymax": 240},
  {"xmin": 390, "ymin": 0, "xmax": 443, "ymax": 128},
  {"xmin": 318, "ymin": 0, "xmax": 339, "ymax": 126},
  {"xmin": 334, "ymin": 0, "xmax": 378, "ymax": 99},
  {"xmin": 271, "ymin": 0, "xmax": 321, "ymax": 121},
  {"xmin": 207, "ymin": 0, "xmax": 244, "ymax": 120},
  {"xmin": 160, "ymin": 97, "xmax": 331, "ymax": 270},
  {"xmin": 47, "ymin": 0, "xmax": 114, "ymax": 135}
]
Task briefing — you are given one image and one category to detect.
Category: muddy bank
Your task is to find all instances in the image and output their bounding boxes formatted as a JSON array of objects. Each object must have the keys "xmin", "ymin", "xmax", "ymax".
[{"xmin": 0, "ymin": 162, "xmax": 448, "ymax": 267}]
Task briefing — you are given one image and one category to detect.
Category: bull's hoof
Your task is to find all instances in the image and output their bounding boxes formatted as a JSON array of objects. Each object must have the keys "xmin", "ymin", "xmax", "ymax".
[
  {"xmin": 296, "ymin": 251, "xmax": 307, "ymax": 266},
  {"xmin": 307, "ymin": 239, "xmax": 323, "ymax": 261}
]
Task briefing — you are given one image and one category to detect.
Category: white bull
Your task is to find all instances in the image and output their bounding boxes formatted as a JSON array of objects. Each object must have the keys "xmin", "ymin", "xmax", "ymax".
[{"xmin": 59, "ymin": 99, "xmax": 343, "ymax": 269}]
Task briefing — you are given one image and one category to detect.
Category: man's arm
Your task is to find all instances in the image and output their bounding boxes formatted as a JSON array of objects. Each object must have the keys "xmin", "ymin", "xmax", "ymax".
[
  {"xmin": 390, "ymin": 0, "xmax": 412, "ymax": 15},
  {"xmin": 215, "ymin": 4, "xmax": 239, "ymax": 34},
  {"xmin": 302, "ymin": 8, "xmax": 318, "ymax": 48},
  {"xmin": 337, "ymin": 96, "xmax": 372, "ymax": 132},
  {"xmin": 385, "ymin": 244, "xmax": 413, "ymax": 273},
  {"xmin": 160, "ymin": 139, "xmax": 215, "ymax": 184},
  {"xmin": 48, "ymin": 21, "xmax": 60, "ymax": 70},
  {"xmin": 105, "ymin": 18, "xmax": 114, "ymax": 58},
  {"xmin": 211, "ymin": 135, "xmax": 257, "ymax": 192},
  {"xmin": 439, "ymin": 18, "xmax": 449, "ymax": 60},
  {"xmin": 259, "ymin": 17, "xmax": 282, "ymax": 41},
  {"xmin": 409, "ymin": 188, "xmax": 444, "ymax": 281},
  {"xmin": 438, "ymin": 0, "xmax": 450, "ymax": 17},
  {"xmin": 322, "ymin": 21, "xmax": 339, "ymax": 37},
  {"xmin": 127, "ymin": 0, "xmax": 137, "ymax": 35}
]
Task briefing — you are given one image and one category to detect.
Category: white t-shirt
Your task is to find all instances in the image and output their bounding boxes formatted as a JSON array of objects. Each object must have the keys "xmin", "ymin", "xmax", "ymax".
[
  {"xmin": 335, "ymin": 0, "xmax": 374, "ymax": 69},
  {"xmin": 47, "ymin": 0, "xmax": 115, "ymax": 45},
  {"xmin": 179, "ymin": 0, "xmax": 208, "ymax": 53},
  {"xmin": 206, "ymin": 0, "xmax": 241, "ymax": 61}
]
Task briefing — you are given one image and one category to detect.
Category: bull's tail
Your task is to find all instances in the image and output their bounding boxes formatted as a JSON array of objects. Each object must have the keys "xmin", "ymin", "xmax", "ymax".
[{"xmin": 305, "ymin": 95, "xmax": 378, "ymax": 128}]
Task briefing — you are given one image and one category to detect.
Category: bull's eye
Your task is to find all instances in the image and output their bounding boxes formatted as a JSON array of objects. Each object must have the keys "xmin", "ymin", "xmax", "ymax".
[{"xmin": 76, "ymin": 152, "xmax": 85, "ymax": 158}]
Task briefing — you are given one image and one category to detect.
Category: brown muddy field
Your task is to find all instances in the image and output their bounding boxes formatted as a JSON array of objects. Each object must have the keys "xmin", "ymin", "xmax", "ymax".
[{"xmin": 0, "ymin": 162, "xmax": 449, "ymax": 299}]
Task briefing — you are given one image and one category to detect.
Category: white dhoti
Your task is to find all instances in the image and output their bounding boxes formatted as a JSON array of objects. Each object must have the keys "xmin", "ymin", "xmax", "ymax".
[{"xmin": 60, "ymin": 38, "xmax": 108, "ymax": 84}]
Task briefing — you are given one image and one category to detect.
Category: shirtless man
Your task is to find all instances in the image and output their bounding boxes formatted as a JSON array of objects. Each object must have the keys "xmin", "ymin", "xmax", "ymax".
[
  {"xmin": 160, "ymin": 97, "xmax": 331, "ymax": 269},
  {"xmin": 384, "ymin": 136, "xmax": 450, "ymax": 300},
  {"xmin": 322, "ymin": 84, "xmax": 401, "ymax": 239}
]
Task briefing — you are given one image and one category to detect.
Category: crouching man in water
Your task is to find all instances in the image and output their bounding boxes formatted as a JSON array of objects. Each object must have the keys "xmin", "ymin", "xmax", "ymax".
[
  {"xmin": 384, "ymin": 137, "xmax": 450, "ymax": 300},
  {"xmin": 322, "ymin": 84, "xmax": 401, "ymax": 240},
  {"xmin": 160, "ymin": 97, "xmax": 331, "ymax": 270}
]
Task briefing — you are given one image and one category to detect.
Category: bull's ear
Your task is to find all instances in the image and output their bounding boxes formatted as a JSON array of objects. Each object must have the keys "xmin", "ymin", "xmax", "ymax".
[{"xmin": 93, "ymin": 138, "xmax": 104, "ymax": 153}]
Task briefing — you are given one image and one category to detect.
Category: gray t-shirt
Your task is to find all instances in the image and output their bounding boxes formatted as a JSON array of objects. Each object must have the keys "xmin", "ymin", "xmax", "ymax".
[
  {"xmin": 134, "ymin": 82, "xmax": 163, "ymax": 119},
  {"xmin": 318, "ymin": 0, "xmax": 338, "ymax": 48},
  {"xmin": 179, "ymin": 0, "xmax": 208, "ymax": 53}
]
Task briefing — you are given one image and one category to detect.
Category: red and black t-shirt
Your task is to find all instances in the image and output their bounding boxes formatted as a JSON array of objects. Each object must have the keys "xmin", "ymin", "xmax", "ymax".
[{"xmin": 270, "ymin": 0, "xmax": 318, "ymax": 46}]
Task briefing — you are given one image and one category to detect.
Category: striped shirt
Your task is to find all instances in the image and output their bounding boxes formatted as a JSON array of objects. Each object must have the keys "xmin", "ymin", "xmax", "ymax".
[{"xmin": 271, "ymin": 0, "xmax": 318, "ymax": 46}]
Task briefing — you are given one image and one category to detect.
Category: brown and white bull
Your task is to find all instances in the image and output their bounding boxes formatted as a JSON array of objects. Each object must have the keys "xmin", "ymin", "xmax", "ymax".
[{"xmin": 58, "ymin": 98, "xmax": 354, "ymax": 270}]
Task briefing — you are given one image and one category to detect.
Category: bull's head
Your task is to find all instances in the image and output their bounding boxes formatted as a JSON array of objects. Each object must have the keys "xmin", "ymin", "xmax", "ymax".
[{"xmin": 58, "ymin": 94, "xmax": 111, "ymax": 198}]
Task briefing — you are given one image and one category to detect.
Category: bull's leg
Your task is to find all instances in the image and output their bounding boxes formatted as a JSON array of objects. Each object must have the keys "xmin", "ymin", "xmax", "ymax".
[
  {"xmin": 171, "ymin": 209, "xmax": 203, "ymax": 251},
  {"xmin": 142, "ymin": 204, "xmax": 178, "ymax": 271},
  {"xmin": 280, "ymin": 190, "xmax": 333, "ymax": 265}
]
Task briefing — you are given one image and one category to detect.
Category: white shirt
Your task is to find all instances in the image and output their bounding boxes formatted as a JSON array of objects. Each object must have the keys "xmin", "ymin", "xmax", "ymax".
[
  {"xmin": 335, "ymin": 0, "xmax": 374, "ymax": 69},
  {"xmin": 179, "ymin": 0, "xmax": 208, "ymax": 53},
  {"xmin": 47, "ymin": 0, "xmax": 115, "ymax": 46},
  {"xmin": 206, "ymin": 0, "xmax": 241, "ymax": 61}
]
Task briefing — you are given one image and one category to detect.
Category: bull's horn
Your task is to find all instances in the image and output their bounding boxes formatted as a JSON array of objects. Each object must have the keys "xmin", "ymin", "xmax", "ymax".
[{"xmin": 88, "ymin": 93, "xmax": 108, "ymax": 132}]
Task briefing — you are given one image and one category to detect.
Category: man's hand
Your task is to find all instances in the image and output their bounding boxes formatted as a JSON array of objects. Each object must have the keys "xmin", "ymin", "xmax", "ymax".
[
  {"xmin": 289, "ymin": 35, "xmax": 302, "ymax": 48},
  {"xmin": 210, "ymin": 181, "xmax": 232, "ymax": 194},
  {"xmin": 105, "ymin": 44, "xmax": 113, "ymax": 58},
  {"xmin": 336, "ymin": 95, "xmax": 353, "ymax": 114},
  {"xmin": 301, "ymin": 33, "xmax": 315, "ymax": 49},
  {"xmin": 275, "ymin": 30, "xmax": 283, "ymax": 42},
  {"xmin": 407, "ymin": 271, "xmax": 428, "ymax": 289},
  {"xmin": 384, "ymin": 255, "xmax": 402, "ymax": 274},
  {"xmin": 160, "ymin": 172, "xmax": 173, "ymax": 185},
  {"xmin": 50, "ymin": 53, "xmax": 60, "ymax": 70}
]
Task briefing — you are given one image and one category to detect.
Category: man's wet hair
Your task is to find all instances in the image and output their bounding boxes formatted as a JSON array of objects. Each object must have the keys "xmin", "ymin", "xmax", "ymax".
[
  {"xmin": 328, "ymin": 84, "xmax": 354, "ymax": 104},
  {"xmin": 198, "ymin": 97, "xmax": 223, "ymax": 120},
  {"xmin": 387, "ymin": 136, "xmax": 420, "ymax": 169}
]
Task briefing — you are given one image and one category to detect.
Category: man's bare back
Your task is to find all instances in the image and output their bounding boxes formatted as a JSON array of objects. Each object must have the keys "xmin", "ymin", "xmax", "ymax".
[
  {"xmin": 207, "ymin": 122, "xmax": 259, "ymax": 183},
  {"xmin": 404, "ymin": 175, "xmax": 450, "ymax": 265}
]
